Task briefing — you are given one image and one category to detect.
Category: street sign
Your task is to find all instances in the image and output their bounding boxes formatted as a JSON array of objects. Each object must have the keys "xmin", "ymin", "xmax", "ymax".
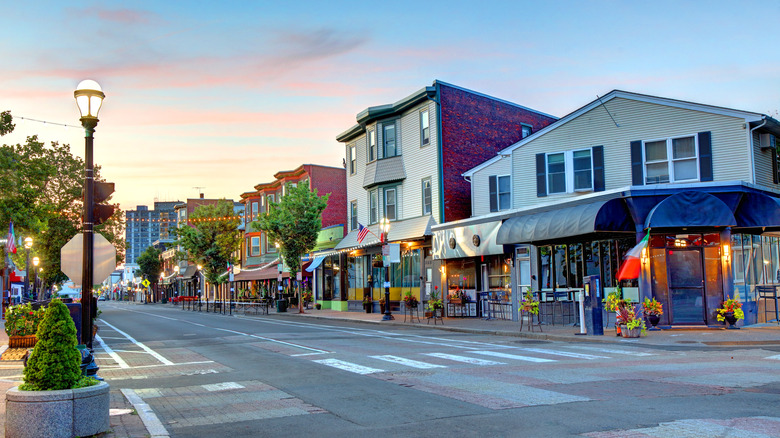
[
  {"xmin": 60, "ymin": 233, "xmax": 117, "ymax": 286},
  {"xmin": 141, "ymin": 279, "xmax": 150, "ymax": 288}
]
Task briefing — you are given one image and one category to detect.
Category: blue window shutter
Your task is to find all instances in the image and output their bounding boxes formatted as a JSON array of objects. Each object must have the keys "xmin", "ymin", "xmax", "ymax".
[
  {"xmin": 592, "ymin": 145, "xmax": 605, "ymax": 192},
  {"xmin": 536, "ymin": 153, "xmax": 547, "ymax": 197},
  {"xmin": 630, "ymin": 141, "xmax": 643, "ymax": 185},
  {"xmin": 698, "ymin": 131, "xmax": 713, "ymax": 182},
  {"xmin": 489, "ymin": 175, "xmax": 498, "ymax": 212},
  {"xmin": 773, "ymin": 148, "xmax": 779, "ymax": 184}
]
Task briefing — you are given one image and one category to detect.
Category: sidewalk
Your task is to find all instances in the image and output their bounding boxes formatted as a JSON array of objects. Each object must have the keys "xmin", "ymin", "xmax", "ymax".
[{"xmin": 269, "ymin": 307, "xmax": 780, "ymax": 347}]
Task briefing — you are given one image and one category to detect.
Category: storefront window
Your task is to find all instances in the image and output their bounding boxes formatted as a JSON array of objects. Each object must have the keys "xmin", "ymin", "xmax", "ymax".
[
  {"xmin": 568, "ymin": 243, "xmax": 583, "ymax": 288},
  {"xmin": 540, "ymin": 246, "xmax": 552, "ymax": 290},
  {"xmin": 554, "ymin": 245, "xmax": 568, "ymax": 288},
  {"xmin": 447, "ymin": 259, "xmax": 476, "ymax": 296},
  {"xmin": 347, "ymin": 255, "xmax": 364, "ymax": 300},
  {"xmin": 401, "ymin": 248, "xmax": 421, "ymax": 288}
]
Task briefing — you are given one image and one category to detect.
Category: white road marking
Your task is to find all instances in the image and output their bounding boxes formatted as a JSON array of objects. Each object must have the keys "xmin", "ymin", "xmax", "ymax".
[
  {"xmin": 313, "ymin": 359, "xmax": 385, "ymax": 375},
  {"xmin": 291, "ymin": 352, "xmax": 329, "ymax": 357},
  {"xmin": 202, "ymin": 382, "xmax": 244, "ymax": 392},
  {"xmin": 568, "ymin": 346, "xmax": 655, "ymax": 356},
  {"xmin": 472, "ymin": 350, "xmax": 556, "ymax": 363},
  {"xmin": 121, "ymin": 388, "xmax": 170, "ymax": 437},
  {"xmin": 423, "ymin": 352, "xmax": 505, "ymax": 366},
  {"xmin": 99, "ymin": 320, "xmax": 174, "ymax": 366},
  {"xmin": 518, "ymin": 348, "xmax": 608, "ymax": 360},
  {"xmin": 766, "ymin": 354, "xmax": 780, "ymax": 360},
  {"xmin": 95, "ymin": 334, "xmax": 129, "ymax": 369},
  {"xmin": 370, "ymin": 355, "xmax": 447, "ymax": 369}
]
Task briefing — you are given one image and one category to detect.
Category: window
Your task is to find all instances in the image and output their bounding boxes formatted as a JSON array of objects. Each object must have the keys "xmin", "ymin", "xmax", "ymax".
[
  {"xmin": 251, "ymin": 202, "xmax": 258, "ymax": 220},
  {"xmin": 489, "ymin": 175, "xmax": 511, "ymax": 212},
  {"xmin": 267, "ymin": 194, "xmax": 274, "ymax": 209},
  {"xmin": 383, "ymin": 123, "xmax": 396, "ymax": 157},
  {"xmin": 522, "ymin": 124, "xmax": 532, "ymax": 138},
  {"xmin": 368, "ymin": 130, "xmax": 376, "ymax": 162},
  {"xmin": 385, "ymin": 188, "xmax": 397, "ymax": 221},
  {"xmin": 350, "ymin": 201, "xmax": 358, "ymax": 231},
  {"xmin": 369, "ymin": 189, "xmax": 378, "ymax": 224},
  {"xmin": 251, "ymin": 236, "xmax": 260, "ymax": 256},
  {"xmin": 644, "ymin": 135, "xmax": 698, "ymax": 184},
  {"xmin": 422, "ymin": 178, "xmax": 432, "ymax": 215},
  {"xmin": 265, "ymin": 234, "xmax": 276, "ymax": 253},
  {"xmin": 420, "ymin": 110, "xmax": 430, "ymax": 146},
  {"xmin": 349, "ymin": 144, "xmax": 356, "ymax": 174},
  {"xmin": 544, "ymin": 148, "xmax": 593, "ymax": 195}
]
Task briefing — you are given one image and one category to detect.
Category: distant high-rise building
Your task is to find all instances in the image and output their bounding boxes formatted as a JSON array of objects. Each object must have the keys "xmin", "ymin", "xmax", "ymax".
[{"xmin": 125, "ymin": 201, "xmax": 181, "ymax": 264}]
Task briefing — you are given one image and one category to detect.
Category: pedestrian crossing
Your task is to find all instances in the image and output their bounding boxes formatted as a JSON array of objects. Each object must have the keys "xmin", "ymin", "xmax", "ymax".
[{"xmin": 310, "ymin": 345, "xmax": 656, "ymax": 375}]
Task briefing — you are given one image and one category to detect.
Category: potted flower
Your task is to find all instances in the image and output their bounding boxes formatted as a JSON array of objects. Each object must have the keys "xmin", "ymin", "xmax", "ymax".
[
  {"xmin": 426, "ymin": 288, "xmax": 443, "ymax": 318},
  {"xmin": 362, "ymin": 295, "xmax": 373, "ymax": 313},
  {"xmin": 5, "ymin": 303, "xmax": 45, "ymax": 348},
  {"xmin": 302, "ymin": 290, "xmax": 313, "ymax": 304},
  {"xmin": 615, "ymin": 300, "xmax": 645, "ymax": 338},
  {"xmin": 603, "ymin": 286, "xmax": 623, "ymax": 336},
  {"xmin": 6, "ymin": 298, "xmax": 109, "ymax": 438},
  {"xmin": 403, "ymin": 291, "xmax": 419, "ymax": 309},
  {"xmin": 715, "ymin": 298, "xmax": 744, "ymax": 329},
  {"xmin": 642, "ymin": 297, "xmax": 664, "ymax": 329},
  {"xmin": 520, "ymin": 288, "xmax": 539, "ymax": 315}
]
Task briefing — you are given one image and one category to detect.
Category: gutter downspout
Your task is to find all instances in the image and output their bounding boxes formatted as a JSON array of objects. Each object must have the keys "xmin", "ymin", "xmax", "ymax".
[
  {"xmin": 748, "ymin": 117, "xmax": 768, "ymax": 185},
  {"xmin": 433, "ymin": 82, "xmax": 445, "ymax": 225}
]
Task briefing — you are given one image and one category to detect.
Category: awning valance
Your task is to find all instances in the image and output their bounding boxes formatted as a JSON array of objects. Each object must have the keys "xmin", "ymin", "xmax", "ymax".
[
  {"xmin": 496, "ymin": 198, "xmax": 634, "ymax": 245},
  {"xmin": 305, "ymin": 256, "xmax": 326, "ymax": 272},
  {"xmin": 178, "ymin": 265, "xmax": 198, "ymax": 280},
  {"xmin": 734, "ymin": 192, "xmax": 780, "ymax": 230},
  {"xmin": 644, "ymin": 191, "xmax": 736, "ymax": 229},
  {"xmin": 233, "ymin": 258, "xmax": 281, "ymax": 281}
]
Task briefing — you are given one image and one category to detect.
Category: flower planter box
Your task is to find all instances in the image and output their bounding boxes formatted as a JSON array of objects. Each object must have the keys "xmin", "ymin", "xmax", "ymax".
[
  {"xmin": 621, "ymin": 327, "xmax": 641, "ymax": 338},
  {"xmin": 6, "ymin": 381, "xmax": 110, "ymax": 438},
  {"xmin": 8, "ymin": 335, "xmax": 38, "ymax": 349}
]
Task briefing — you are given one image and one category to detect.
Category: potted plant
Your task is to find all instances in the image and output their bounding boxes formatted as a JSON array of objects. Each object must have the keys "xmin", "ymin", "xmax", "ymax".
[
  {"xmin": 403, "ymin": 291, "xmax": 419, "ymax": 309},
  {"xmin": 5, "ymin": 303, "xmax": 45, "ymax": 348},
  {"xmin": 425, "ymin": 288, "xmax": 443, "ymax": 318},
  {"xmin": 716, "ymin": 298, "xmax": 744, "ymax": 329},
  {"xmin": 520, "ymin": 288, "xmax": 539, "ymax": 315},
  {"xmin": 6, "ymin": 298, "xmax": 109, "ymax": 438},
  {"xmin": 642, "ymin": 297, "xmax": 663, "ymax": 329},
  {"xmin": 363, "ymin": 295, "xmax": 373, "ymax": 313},
  {"xmin": 302, "ymin": 290, "xmax": 313, "ymax": 306},
  {"xmin": 615, "ymin": 300, "xmax": 645, "ymax": 338},
  {"xmin": 603, "ymin": 285, "xmax": 623, "ymax": 336}
]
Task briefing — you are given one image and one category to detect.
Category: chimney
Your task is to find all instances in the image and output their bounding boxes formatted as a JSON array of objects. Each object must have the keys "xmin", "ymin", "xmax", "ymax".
[{"xmin": 200, "ymin": 193, "xmax": 204, "ymax": 199}]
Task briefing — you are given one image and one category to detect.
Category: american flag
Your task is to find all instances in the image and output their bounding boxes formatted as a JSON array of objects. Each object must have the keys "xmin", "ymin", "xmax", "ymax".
[{"xmin": 356, "ymin": 223, "xmax": 369, "ymax": 243}]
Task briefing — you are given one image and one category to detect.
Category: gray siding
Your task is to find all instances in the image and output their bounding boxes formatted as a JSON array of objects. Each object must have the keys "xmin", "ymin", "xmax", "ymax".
[
  {"xmin": 471, "ymin": 157, "xmax": 511, "ymax": 217},
  {"xmin": 753, "ymin": 130, "xmax": 779, "ymax": 189}
]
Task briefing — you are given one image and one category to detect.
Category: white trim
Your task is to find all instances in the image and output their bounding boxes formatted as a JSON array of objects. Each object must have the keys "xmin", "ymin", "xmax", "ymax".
[
  {"xmin": 642, "ymin": 134, "xmax": 699, "ymax": 185},
  {"xmin": 463, "ymin": 89, "xmax": 766, "ymax": 178}
]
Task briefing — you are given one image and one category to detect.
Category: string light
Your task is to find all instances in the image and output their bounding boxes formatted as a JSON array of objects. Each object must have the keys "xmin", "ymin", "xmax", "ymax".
[{"xmin": 15, "ymin": 116, "xmax": 81, "ymax": 129}]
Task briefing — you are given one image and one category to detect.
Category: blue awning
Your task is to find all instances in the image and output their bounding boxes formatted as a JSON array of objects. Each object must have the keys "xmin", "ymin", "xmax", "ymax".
[
  {"xmin": 644, "ymin": 191, "xmax": 736, "ymax": 229},
  {"xmin": 305, "ymin": 256, "xmax": 326, "ymax": 272},
  {"xmin": 734, "ymin": 192, "xmax": 780, "ymax": 230},
  {"xmin": 496, "ymin": 198, "xmax": 634, "ymax": 245}
]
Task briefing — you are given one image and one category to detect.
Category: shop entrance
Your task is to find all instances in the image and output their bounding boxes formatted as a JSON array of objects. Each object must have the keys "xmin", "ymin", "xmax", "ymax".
[{"xmin": 666, "ymin": 248, "xmax": 705, "ymax": 325}]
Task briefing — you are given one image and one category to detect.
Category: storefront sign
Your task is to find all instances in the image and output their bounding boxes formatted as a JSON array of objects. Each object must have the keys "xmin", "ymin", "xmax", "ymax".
[{"xmin": 432, "ymin": 220, "xmax": 503, "ymax": 259}]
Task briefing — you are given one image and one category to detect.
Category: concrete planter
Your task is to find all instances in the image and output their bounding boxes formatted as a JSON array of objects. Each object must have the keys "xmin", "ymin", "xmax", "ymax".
[{"xmin": 6, "ymin": 381, "xmax": 110, "ymax": 438}]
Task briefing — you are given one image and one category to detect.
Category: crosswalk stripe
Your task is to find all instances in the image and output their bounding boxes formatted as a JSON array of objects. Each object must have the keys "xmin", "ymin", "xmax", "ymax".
[
  {"xmin": 423, "ymin": 353, "xmax": 505, "ymax": 366},
  {"xmin": 472, "ymin": 350, "xmax": 556, "ymax": 363},
  {"xmin": 518, "ymin": 348, "xmax": 608, "ymax": 360},
  {"xmin": 766, "ymin": 354, "xmax": 780, "ymax": 361},
  {"xmin": 370, "ymin": 355, "xmax": 447, "ymax": 369},
  {"xmin": 568, "ymin": 346, "xmax": 654, "ymax": 356},
  {"xmin": 313, "ymin": 359, "xmax": 385, "ymax": 375}
]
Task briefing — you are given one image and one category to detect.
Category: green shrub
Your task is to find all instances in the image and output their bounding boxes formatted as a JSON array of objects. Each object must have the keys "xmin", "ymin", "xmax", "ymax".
[{"xmin": 20, "ymin": 299, "xmax": 82, "ymax": 391}]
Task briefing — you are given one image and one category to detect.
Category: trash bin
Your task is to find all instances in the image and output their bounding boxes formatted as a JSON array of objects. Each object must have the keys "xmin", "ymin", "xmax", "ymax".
[{"xmin": 276, "ymin": 299, "xmax": 287, "ymax": 313}]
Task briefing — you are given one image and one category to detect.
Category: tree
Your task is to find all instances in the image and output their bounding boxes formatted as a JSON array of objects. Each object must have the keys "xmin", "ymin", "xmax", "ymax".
[
  {"xmin": 22, "ymin": 299, "xmax": 82, "ymax": 391},
  {"xmin": 136, "ymin": 246, "xmax": 163, "ymax": 285},
  {"xmin": 253, "ymin": 181, "xmax": 328, "ymax": 313},
  {"xmin": 174, "ymin": 200, "xmax": 242, "ymax": 287},
  {"xmin": 0, "ymin": 111, "xmax": 124, "ymax": 287}
]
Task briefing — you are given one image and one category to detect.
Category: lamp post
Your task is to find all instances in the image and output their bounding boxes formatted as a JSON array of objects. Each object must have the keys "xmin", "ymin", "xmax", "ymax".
[
  {"xmin": 174, "ymin": 265, "xmax": 180, "ymax": 304},
  {"xmin": 197, "ymin": 264, "xmax": 203, "ymax": 311},
  {"xmin": 75, "ymin": 79, "xmax": 105, "ymax": 349},
  {"xmin": 32, "ymin": 256, "xmax": 40, "ymax": 301},
  {"xmin": 23, "ymin": 237, "xmax": 33, "ymax": 302},
  {"xmin": 380, "ymin": 218, "xmax": 393, "ymax": 321}
]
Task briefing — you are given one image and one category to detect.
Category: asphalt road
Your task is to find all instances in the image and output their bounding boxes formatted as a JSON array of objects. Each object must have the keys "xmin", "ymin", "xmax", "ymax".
[{"xmin": 95, "ymin": 302, "xmax": 780, "ymax": 438}]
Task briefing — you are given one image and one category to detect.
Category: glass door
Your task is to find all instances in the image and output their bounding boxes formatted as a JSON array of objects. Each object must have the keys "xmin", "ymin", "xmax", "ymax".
[{"xmin": 667, "ymin": 248, "xmax": 705, "ymax": 324}]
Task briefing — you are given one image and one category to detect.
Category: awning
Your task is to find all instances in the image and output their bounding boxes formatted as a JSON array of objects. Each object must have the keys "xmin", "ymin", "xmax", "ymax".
[
  {"xmin": 734, "ymin": 192, "xmax": 780, "ymax": 231},
  {"xmin": 496, "ymin": 198, "xmax": 634, "ymax": 245},
  {"xmin": 335, "ymin": 216, "xmax": 435, "ymax": 251},
  {"xmin": 644, "ymin": 191, "xmax": 736, "ymax": 229},
  {"xmin": 305, "ymin": 256, "xmax": 326, "ymax": 272},
  {"xmin": 233, "ymin": 258, "xmax": 281, "ymax": 281},
  {"xmin": 178, "ymin": 265, "xmax": 198, "ymax": 280}
]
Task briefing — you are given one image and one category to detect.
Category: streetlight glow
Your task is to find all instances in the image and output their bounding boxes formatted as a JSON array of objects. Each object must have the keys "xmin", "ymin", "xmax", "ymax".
[
  {"xmin": 74, "ymin": 80, "xmax": 104, "ymax": 119},
  {"xmin": 32, "ymin": 256, "xmax": 39, "ymax": 267},
  {"xmin": 24, "ymin": 236, "xmax": 33, "ymax": 249}
]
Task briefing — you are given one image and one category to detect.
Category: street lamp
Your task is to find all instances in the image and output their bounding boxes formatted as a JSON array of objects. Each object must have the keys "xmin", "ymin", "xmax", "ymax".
[
  {"xmin": 380, "ymin": 218, "xmax": 393, "ymax": 321},
  {"xmin": 32, "ymin": 256, "xmax": 40, "ymax": 301},
  {"xmin": 23, "ymin": 237, "xmax": 33, "ymax": 302},
  {"xmin": 197, "ymin": 264, "xmax": 204, "ymax": 311},
  {"xmin": 75, "ymin": 79, "xmax": 105, "ymax": 349}
]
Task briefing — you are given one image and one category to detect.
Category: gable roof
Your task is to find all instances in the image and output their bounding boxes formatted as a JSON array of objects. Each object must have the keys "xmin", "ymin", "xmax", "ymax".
[{"xmin": 463, "ymin": 89, "xmax": 776, "ymax": 177}]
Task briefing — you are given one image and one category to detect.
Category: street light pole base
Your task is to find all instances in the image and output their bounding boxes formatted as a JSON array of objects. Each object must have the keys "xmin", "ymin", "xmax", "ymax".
[{"xmin": 382, "ymin": 313, "xmax": 395, "ymax": 321}]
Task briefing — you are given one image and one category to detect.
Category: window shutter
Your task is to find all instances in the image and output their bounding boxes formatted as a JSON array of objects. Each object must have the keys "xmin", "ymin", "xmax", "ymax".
[
  {"xmin": 592, "ymin": 145, "xmax": 605, "ymax": 192},
  {"xmin": 630, "ymin": 141, "xmax": 643, "ymax": 185},
  {"xmin": 773, "ymin": 148, "xmax": 779, "ymax": 185},
  {"xmin": 698, "ymin": 131, "xmax": 713, "ymax": 182},
  {"xmin": 489, "ymin": 175, "xmax": 498, "ymax": 212},
  {"xmin": 536, "ymin": 153, "xmax": 547, "ymax": 197}
]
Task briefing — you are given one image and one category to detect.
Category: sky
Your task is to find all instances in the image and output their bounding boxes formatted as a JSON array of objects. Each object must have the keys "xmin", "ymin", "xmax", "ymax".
[{"xmin": 2, "ymin": 1, "xmax": 779, "ymax": 212}]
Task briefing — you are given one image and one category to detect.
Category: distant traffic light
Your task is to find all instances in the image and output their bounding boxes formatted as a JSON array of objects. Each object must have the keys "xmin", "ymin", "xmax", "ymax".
[{"xmin": 93, "ymin": 181, "xmax": 115, "ymax": 225}]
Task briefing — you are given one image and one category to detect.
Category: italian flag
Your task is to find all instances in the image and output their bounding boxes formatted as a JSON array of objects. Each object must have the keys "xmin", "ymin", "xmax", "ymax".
[{"xmin": 616, "ymin": 234, "xmax": 649, "ymax": 281}]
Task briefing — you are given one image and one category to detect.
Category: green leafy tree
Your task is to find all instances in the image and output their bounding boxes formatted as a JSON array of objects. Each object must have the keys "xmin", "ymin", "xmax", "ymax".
[
  {"xmin": 0, "ymin": 111, "xmax": 124, "ymax": 287},
  {"xmin": 136, "ymin": 246, "xmax": 163, "ymax": 285},
  {"xmin": 174, "ymin": 200, "xmax": 242, "ymax": 286},
  {"xmin": 253, "ymin": 181, "xmax": 328, "ymax": 313},
  {"xmin": 21, "ymin": 299, "xmax": 82, "ymax": 391}
]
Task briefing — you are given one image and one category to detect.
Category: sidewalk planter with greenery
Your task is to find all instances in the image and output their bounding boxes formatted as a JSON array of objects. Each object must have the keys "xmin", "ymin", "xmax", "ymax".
[
  {"xmin": 402, "ymin": 291, "xmax": 419, "ymax": 310},
  {"xmin": 615, "ymin": 299, "xmax": 645, "ymax": 338},
  {"xmin": 716, "ymin": 298, "xmax": 744, "ymax": 329},
  {"xmin": 5, "ymin": 299, "xmax": 108, "ymax": 438},
  {"xmin": 642, "ymin": 297, "xmax": 663, "ymax": 329},
  {"xmin": 5, "ymin": 303, "xmax": 45, "ymax": 348}
]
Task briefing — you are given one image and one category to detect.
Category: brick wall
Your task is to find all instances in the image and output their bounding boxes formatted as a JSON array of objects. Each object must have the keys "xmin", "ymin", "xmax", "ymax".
[
  {"xmin": 439, "ymin": 83, "xmax": 557, "ymax": 222},
  {"xmin": 307, "ymin": 165, "xmax": 347, "ymax": 234}
]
